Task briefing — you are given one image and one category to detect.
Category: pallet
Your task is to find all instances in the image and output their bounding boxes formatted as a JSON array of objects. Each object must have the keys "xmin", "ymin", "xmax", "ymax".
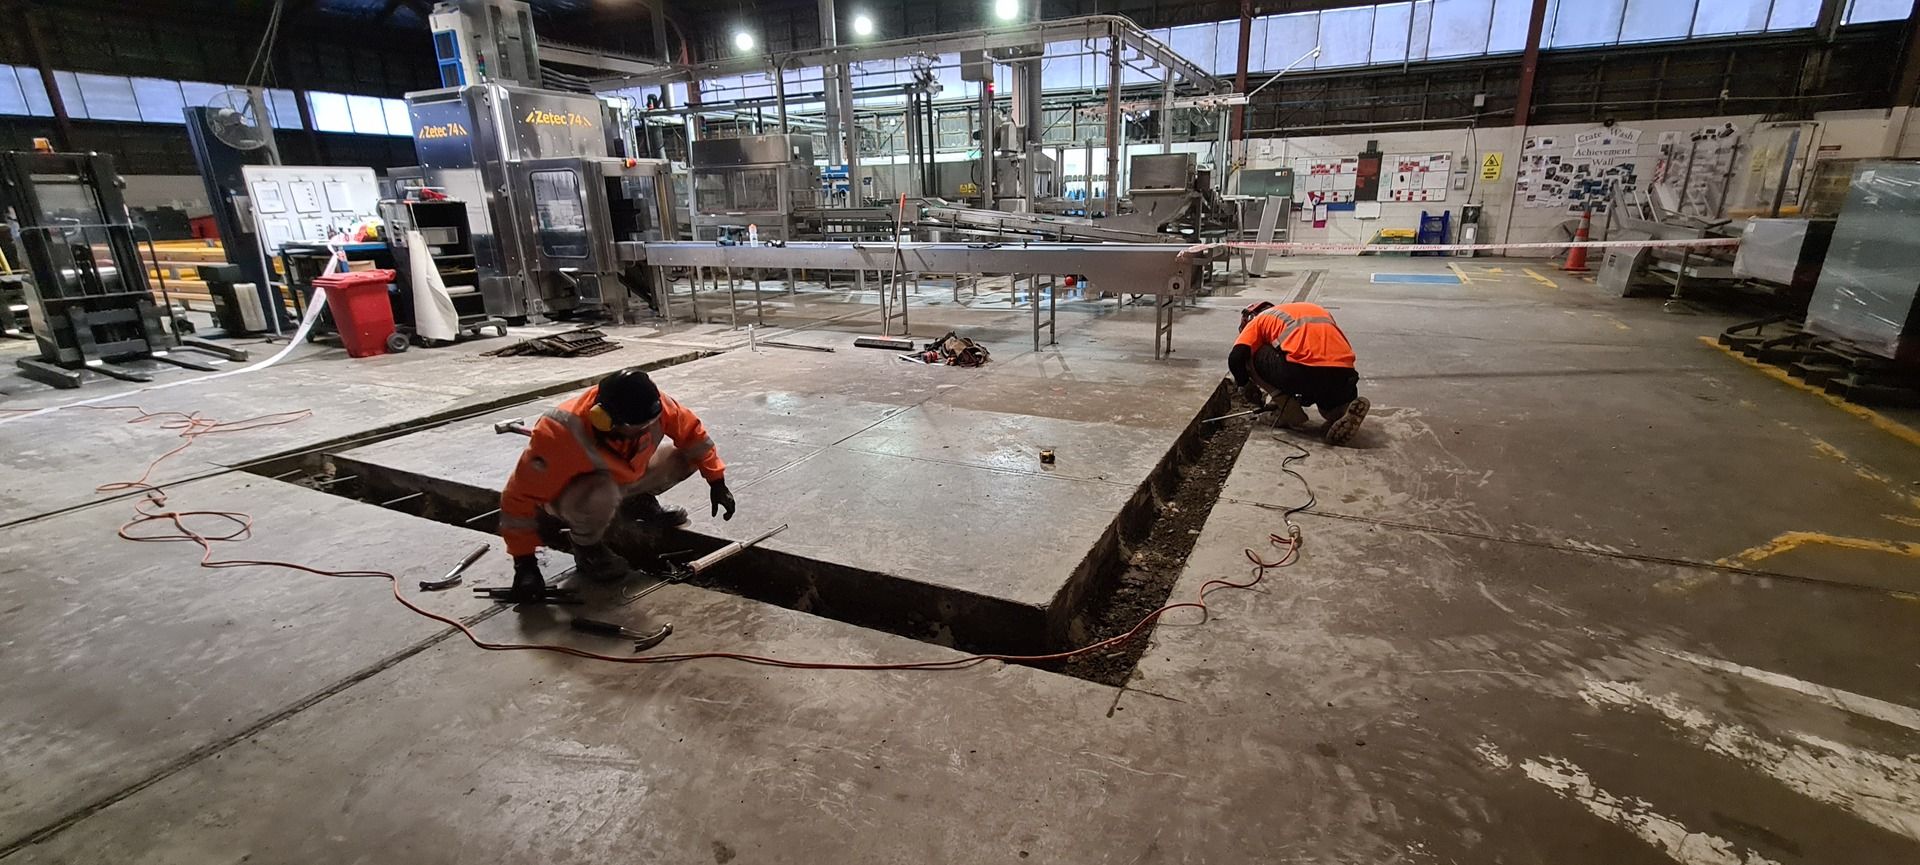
[{"xmin": 1721, "ymin": 317, "xmax": 1920, "ymax": 407}]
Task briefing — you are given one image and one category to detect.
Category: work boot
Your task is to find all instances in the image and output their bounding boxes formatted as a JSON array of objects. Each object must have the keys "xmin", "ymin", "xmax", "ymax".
[
  {"xmin": 1323, "ymin": 397, "xmax": 1372, "ymax": 447},
  {"xmin": 623, "ymin": 493, "xmax": 690, "ymax": 528},
  {"xmin": 573, "ymin": 542, "xmax": 633, "ymax": 584},
  {"xmin": 1275, "ymin": 398, "xmax": 1310, "ymax": 430}
]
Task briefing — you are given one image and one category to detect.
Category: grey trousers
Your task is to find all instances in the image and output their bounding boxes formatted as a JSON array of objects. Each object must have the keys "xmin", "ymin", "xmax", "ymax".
[{"xmin": 540, "ymin": 443, "xmax": 699, "ymax": 545}]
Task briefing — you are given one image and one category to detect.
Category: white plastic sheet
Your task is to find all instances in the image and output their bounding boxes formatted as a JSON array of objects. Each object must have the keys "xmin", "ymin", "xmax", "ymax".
[{"xmin": 406, "ymin": 229, "xmax": 460, "ymax": 344}]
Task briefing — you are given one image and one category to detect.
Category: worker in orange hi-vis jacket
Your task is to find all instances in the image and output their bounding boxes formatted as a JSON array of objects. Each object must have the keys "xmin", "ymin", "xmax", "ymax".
[
  {"xmin": 1228, "ymin": 300, "xmax": 1371, "ymax": 446},
  {"xmin": 498, "ymin": 367, "xmax": 735, "ymax": 592}
]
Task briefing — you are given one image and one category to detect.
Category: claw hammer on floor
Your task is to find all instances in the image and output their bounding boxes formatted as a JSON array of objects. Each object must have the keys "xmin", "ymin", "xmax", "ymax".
[{"xmin": 494, "ymin": 418, "xmax": 530, "ymax": 437}]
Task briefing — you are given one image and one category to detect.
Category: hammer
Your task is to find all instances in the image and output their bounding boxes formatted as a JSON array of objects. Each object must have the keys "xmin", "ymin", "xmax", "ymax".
[{"xmin": 493, "ymin": 417, "xmax": 531, "ymax": 437}]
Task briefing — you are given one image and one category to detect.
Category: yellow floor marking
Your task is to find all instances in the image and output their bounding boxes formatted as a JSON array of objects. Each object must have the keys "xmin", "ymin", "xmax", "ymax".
[
  {"xmin": 1886, "ymin": 515, "xmax": 1920, "ymax": 528},
  {"xmin": 1716, "ymin": 531, "xmax": 1920, "ymax": 568},
  {"xmin": 1446, "ymin": 262, "xmax": 1473, "ymax": 285},
  {"xmin": 1590, "ymin": 312, "xmax": 1630, "ymax": 331},
  {"xmin": 1702, "ymin": 337, "xmax": 1920, "ymax": 449},
  {"xmin": 1804, "ymin": 436, "xmax": 1920, "ymax": 509},
  {"xmin": 1522, "ymin": 267, "xmax": 1558, "ymax": 289},
  {"xmin": 1483, "ymin": 267, "xmax": 1505, "ymax": 274}
]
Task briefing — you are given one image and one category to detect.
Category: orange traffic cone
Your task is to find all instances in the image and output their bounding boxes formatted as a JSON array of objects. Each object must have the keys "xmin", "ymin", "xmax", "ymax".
[{"xmin": 1561, "ymin": 207, "xmax": 1593, "ymax": 273}]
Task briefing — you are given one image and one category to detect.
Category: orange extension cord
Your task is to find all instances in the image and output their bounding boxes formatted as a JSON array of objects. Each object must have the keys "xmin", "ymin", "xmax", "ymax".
[{"xmin": 89, "ymin": 404, "xmax": 1302, "ymax": 671}]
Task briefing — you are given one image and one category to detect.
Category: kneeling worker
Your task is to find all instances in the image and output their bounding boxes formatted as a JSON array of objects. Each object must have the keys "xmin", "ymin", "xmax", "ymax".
[
  {"xmin": 1229, "ymin": 301, "xmax": 1371, "ymax": 445},
  {"xmin": 498, "ymin": 367, "xmax": 736, "ymax": 593}
]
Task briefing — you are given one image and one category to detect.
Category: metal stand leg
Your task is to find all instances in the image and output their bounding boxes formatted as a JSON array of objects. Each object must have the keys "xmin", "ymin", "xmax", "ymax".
[
  {"xmin": 1032, "ymin": 275, "xmax": 1041, "ymax": 351},
  {"xmin": 689, "ymin": 266, "xmax": 701, "ymax": 324},
  {"xmin": 1153, "ymin": 294, "xmax": 1176, "ymax": 360},
  {"xmin": 726, "ymin": 267, "xmax": 738, "ymax": 330},
  {"xmin": 1048, "ymin": 276, "xmax": 1057, "ymax": 346},
  {"xmin": 651, "ymin": 266, "xmax": 672, "ymax": 331}
]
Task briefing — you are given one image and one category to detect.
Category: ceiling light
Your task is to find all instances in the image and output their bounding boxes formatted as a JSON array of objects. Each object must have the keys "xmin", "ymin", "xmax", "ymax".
[
  {"xmin": 733, "ymin": 31, "xmax": 755, "ymax": 52},
  {"xmin": 993, "ymin": 0, "xmax": 1018, "ymax": 22},
  {"xmin": 852, "ymin": 14, "xmax": 875, "ymax": 37}
]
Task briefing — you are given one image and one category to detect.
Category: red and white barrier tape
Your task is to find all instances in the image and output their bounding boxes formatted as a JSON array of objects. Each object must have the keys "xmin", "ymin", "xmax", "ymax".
[{"xmin": 1182, "ymin": 236, "xmax": 1741, "ymax": 257}]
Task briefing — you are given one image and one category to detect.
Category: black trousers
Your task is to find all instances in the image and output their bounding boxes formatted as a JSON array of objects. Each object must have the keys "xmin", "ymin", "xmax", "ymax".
[{"xmin": 1251, "ymin": 345, "xmax": 1359, "ymax": 409}]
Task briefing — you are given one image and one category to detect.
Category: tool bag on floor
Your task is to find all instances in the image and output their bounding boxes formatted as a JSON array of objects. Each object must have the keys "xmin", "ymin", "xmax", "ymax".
[{"xmin": 920, "ymin": 332, "xmax": 991, "ymax": 367}]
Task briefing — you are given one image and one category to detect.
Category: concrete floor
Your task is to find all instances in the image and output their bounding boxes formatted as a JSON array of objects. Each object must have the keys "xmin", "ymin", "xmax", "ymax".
[
  {"xmin": 329, "ymin": 310, "xmax": 1227, "ymax": 649},
  {"xmin": 1, "ymin": 256, "xmax": 1916, "ymax": 863}
]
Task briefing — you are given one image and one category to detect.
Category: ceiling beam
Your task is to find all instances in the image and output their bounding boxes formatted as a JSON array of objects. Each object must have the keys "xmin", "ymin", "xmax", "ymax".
[{"xmin": 597, "ymin": 14, "xmax": 1220, "ymax": 92}]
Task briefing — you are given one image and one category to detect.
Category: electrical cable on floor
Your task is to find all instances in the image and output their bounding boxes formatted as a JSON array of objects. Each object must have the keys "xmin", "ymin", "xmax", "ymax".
[{"xmin": 100, "ymin": 404, "xmax": 1312, "ymax": 672}]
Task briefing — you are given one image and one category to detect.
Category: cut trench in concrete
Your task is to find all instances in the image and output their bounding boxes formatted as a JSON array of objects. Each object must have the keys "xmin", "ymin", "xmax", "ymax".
[{"xmin": 243, "ymin": 380, "xmax": 1245, "ymax": 684}]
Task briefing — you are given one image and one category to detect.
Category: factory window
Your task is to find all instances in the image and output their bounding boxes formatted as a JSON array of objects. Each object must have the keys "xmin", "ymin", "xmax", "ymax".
[
  {"xmin": 382, "ymin": 99, "xmax": 412, "ymax": 137},
  {"xmin": 1845, "ymin": 0, "xmax": 1912, "ymax": 24},
  {"xmin": 1372, "ymin": 2, "xmax": 1435, "ymax": 63},
  {"xmin": 306, "ymin": 91, "xmax": 355, "ymax": 133},
  {"xmin": 1428, "ymin": 0, "xmax": 1493, "ymax": 57},
  {"xmin": 0, "ymin": 66, "xmax": 45, "ymax": 116},
  {"xmin": 1487, "ymin": 0, "xmax": 1536, "ymax": 52},
  {"xmin": 1551, "ymin": 0, "xmax": 1627, "ymax": 47},
  {"xmin": 1768, "ymin": 0, "xmax": 1823, "ymax": 28},
  {"xmin": 1261, "ymin": 12, "xmax": 1320, "ymax": 72},
  {"xmin": 178, "ymin": 81, "xmax": 232, "ymax": 114},
  {"xmin": 1619, "ymin": 0, "xmax": 1694, "ymax": 43},
  {"xmin": 1211, "ymin": 21, "xmax": 1242, "ymax": 75},
  {"xmin": 1317, "ymin": 6, "xmax": 1377, "ymax": 68},
  {"xmin": 344, "ymin": 94, "xmax": 388, "ymax": 135},
  {"xmin": 1043, "ymin": 41, "xmax": 1085, "ymax": 91},
  {"xmin": 1692, "ymin": 0, "xmax": 1771, "ymax": 36},
  {"xmin": 73, "ymin": 73, "xmax": 142, "ymax": 122},
  {"xmin": 130, "ymin": 77, "xmax": 187, "ymax": 124},
  {"xmin": 1168, "ymin": 24, "xmax": 1217, "ymax": 75},
  {"xmin": 51, "ymin": 71, "xmax": 81, "ymax": 118},
  {"xmin": 265, "ymin": 89, "xmax": 304, "ymax": 130}
]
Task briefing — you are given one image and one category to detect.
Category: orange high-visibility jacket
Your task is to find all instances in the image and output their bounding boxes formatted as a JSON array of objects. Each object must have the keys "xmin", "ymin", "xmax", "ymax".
[
  {"xmin": 1233, "ymin": 302, "xmax": 1357, "ymax": 368},
  {"xmin": 498, "ymin": 385, "xmax": 724, "ymax": 555}
]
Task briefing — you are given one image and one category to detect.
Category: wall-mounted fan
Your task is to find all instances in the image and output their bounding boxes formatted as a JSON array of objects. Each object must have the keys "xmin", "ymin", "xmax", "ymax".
[{"xmin": 205, "ymin": 89, "xmax": 272, "ymax": 152}]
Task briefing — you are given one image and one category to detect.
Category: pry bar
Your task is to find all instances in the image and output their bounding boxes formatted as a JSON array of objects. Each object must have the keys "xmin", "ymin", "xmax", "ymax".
[{"xmin": 420, "ymin": 543, "xmax": 488, "ymax": 591}]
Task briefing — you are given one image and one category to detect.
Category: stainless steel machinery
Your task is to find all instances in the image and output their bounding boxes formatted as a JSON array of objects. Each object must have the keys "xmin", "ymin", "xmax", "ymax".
[
  {"xmin": 688, "ymin": 134, "xmax": 818, "ymax": 242},
  {"xmin": 407, "ymin": 83, "xmax": 674, "ymax": 322}
]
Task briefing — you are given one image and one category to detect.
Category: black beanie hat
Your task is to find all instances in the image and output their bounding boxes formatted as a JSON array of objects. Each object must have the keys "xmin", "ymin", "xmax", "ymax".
[{"xmin": 597, "ymin": 367, "xmax": 664, "ymax": 425}]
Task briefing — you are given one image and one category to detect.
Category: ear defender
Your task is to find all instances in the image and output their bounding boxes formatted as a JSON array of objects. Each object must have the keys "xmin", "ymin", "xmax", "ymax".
[{"xmin": 587, "ymin": 404, "xmax": 614, "ymax": 432}]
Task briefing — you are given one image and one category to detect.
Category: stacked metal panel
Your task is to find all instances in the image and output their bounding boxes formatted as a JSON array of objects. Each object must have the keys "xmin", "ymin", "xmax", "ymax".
[{"xmin": 1805, "ymin": 161, "xmax": 1920, "ymax": 361}]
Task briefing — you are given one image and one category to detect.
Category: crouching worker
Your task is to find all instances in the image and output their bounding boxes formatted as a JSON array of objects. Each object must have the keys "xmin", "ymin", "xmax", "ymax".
[
  {"xmin": 498, "ymin": 367, "xmax": 736, "ymax": 594},
  {"xmin": 1228, "ymin": 301, "xmax": 1371, "ymax": 445}
]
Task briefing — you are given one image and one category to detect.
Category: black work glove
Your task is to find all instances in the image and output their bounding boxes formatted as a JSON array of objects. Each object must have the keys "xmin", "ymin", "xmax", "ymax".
[
  {"xmin": 710, "ymin": 479, "xmax": 736, "ymax": 521},
  {"xmin": 1240, "ymin": 382, "xmax": 1266, "ymax": 408},
  {"xmin": 512, "ymin": 554, "xmax": 544, "ymax": 591}
]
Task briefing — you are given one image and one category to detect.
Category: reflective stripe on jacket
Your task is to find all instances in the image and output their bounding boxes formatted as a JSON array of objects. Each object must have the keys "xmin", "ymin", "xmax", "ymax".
[
  {"xmin": 1232, "ymin": 301, "xmax": 1356, "ymax": 368},
  {"xmin": 498, "ymin": 385, "xmax": 724, "ymax": 556}
]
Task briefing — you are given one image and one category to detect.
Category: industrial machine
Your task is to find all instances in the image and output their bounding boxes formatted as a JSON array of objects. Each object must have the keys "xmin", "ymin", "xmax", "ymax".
[
  {"xmin": 1109, "ymin": 153, "xmax": 1239, "ymax": 240},
  {"xmin": 405, "ymin": 0, "xmax": 680, "ymax": 323},
  {"xmin": 919, "ymin": 153, "xmax": 1239, "ymax": 245},
  {"xmin": 428, "ymin": 0, "xmax": 542, "ymax": 89},
  {"xmin": 688, "ymin": 134, "xmax": 818, "ymax": 242},
  {"xmin": 0, "ymin": 150, "xmax": 245, "ymax": 388},
  {"xmin": 1596, "ymin": 185, "xmax": 1741, "ymax": 299}
]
